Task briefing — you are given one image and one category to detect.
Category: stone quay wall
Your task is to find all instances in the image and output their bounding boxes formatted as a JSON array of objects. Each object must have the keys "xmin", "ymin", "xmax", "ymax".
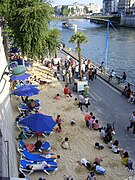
[
  {"xmin": 0, "ymin": 27, "xmax": 18, "ymax": 178},
  {"xmin": 120, "ymin": 15, "xmax": 135, "ymax": 27}
]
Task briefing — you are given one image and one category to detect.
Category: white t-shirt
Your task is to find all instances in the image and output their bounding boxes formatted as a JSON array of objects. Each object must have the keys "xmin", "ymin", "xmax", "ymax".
[
  {"xmin": 130, "ymin": 115, "xmax": 135, "ymax": 121},
  {"xmin": 32, "ymin": 161, "xmax": 48, "ymax": 170},
  {"xmin": 82, "ymin": 63, "xmax": 86, "ymax": 72},
  {"xmin": 111, "ymin": 71, "xmax": 116, "ymax": 77},
  {"xmin": 112, "ymin": 145, "xmax": 119, "ymax": 153},
  {"xmin": 81, "ymin": 158, "xmax": 89, "ymax": 166}
]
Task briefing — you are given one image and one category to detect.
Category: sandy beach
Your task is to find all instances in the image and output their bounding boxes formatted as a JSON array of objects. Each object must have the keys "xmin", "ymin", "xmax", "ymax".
[{"xmin": 13, "ymin": 64, "xmax": 133, "ymax": 180}]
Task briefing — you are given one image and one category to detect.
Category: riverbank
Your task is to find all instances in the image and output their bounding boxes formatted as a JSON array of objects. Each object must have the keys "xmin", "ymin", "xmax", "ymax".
[{"xmin": 12, "ymin": 63, "xmax": 133, "ymax": 180}]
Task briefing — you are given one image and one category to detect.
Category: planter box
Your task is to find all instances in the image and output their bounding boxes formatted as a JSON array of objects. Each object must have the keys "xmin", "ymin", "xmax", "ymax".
[{"xmin": 74, "ymin": 79, "xmax": 88, "ymax": 92}]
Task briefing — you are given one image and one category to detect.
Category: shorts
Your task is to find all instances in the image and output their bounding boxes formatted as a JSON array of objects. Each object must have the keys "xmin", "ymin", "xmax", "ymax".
[{"xmin": 86, "ymin": 121, "xmax": 89, "ymax": 127}]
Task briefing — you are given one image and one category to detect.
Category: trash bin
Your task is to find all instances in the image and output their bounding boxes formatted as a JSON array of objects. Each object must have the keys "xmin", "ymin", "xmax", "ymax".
[
  {"xmin": 115, "ymin": 76, "xmax": 121, "ymax": 85},
  {"xmin": 73, "ymin": 83, "xmax": 77, "ymax": 92},
  {"xmin": 84, "ymin": 85, "xmax": 89, "ymax": 97}
]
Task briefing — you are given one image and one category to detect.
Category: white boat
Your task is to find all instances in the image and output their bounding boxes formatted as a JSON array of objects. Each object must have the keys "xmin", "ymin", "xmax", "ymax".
[{"xmin": 62, "ymin": 22, "xmax": 77, "ymax": 30}]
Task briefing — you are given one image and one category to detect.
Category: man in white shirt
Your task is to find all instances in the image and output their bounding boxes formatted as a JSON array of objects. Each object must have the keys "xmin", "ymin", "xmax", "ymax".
[
  {"xmin": 81, "ymin": 158, "xmax": 91, "ymax": 170},
  {"xmin": 78, "ymin": 93, "xmax": 84, "ymax": 111},
  {"xmin": 27, "ymin": 161, "xmax": 50, "ymax": 171},
  {"xmin": 108, "ymin": 69, "xmax": 116, "ymax": 82}
]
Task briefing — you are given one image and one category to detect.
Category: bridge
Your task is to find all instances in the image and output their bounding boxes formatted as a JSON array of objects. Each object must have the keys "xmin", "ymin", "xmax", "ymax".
[{"xmin": 86, "ymin": 15, "xmax": 121, "ymax": 26}]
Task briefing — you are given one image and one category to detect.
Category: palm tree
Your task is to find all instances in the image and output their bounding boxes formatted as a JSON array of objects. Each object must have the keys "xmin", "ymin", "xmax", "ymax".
[{"xmin": 69, "ymin": 32, "xmax": 87, "ymax": 80}]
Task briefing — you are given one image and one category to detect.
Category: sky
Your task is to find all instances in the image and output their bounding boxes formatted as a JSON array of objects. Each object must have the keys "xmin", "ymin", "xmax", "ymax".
[{"xmin": 52, "ymin": 0, "xmax": 102, "ymax": 6}]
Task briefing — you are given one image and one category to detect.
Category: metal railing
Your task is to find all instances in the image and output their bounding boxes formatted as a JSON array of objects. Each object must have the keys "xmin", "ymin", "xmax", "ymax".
[{"xmin": 59, "ymin": 45, "xmax": 135, "ymax": 92}]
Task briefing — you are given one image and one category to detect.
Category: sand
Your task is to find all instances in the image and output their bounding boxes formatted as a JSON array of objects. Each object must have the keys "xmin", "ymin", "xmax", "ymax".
[{"xmin": 13, "ymin": 64, "xmax": 133, "ymax": 180}]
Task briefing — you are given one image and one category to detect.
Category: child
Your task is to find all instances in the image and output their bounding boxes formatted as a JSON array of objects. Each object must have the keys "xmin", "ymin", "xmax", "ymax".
[
  {"xmin": 56, "ymin": 115, "xmax": 62, "ymax": 132},
  {"xmin": 87, "ymin": 172, "xmax": 96, "ymax": 180},
  {"xmin": 95, "ymin": 142, "xmax": 104, "ymax": 150},
  {"xmin": 54, "ymin": 94, "xmax": 61, "ymax": 100},
  {"xmin": 121, "ymin": 151, "xmax": 129, "ymax": 166},
  {"xmin": 89, "ymin": 116, "xmax": 95, "ymax": 130},
  {"xmin": 74, "ymin": 98, "xmax": 78, "ymax": 106},
  {"xmin": 93, "ymin": 120, "xmax": 99, "ymax": 130}
]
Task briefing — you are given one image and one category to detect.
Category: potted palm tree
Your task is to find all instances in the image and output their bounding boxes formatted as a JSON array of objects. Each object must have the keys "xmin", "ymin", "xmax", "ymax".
[{"xmin": 69, "ymin": 32, "xmax": 88, "ymax": 91}]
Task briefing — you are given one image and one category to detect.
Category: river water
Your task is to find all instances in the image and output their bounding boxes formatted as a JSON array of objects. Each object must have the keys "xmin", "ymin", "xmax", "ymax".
[{"xmin": 51, "ymin": 19, "xmax": 135, "ymax": 84}]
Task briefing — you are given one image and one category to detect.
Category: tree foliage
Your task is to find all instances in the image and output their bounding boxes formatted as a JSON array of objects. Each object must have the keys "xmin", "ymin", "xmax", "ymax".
[
  {"xmin": 69, "ymin": 32, "xmax": 87, "ymax": 80},
  {"xmin": 0, "ymin": 0, "xmax": 60, "ymax": 60},
  {"xmin": 46, "ymin": 28, "xmax": 60, "ymax": 57}
]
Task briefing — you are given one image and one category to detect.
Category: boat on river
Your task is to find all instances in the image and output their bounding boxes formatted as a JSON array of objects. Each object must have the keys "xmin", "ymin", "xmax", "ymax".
[{"xmin": 62, "ymin": 22, "xmax": 77, "ymax": 30}]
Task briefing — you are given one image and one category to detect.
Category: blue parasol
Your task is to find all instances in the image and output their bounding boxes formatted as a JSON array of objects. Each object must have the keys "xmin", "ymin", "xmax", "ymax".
[
  {"xmin": 10, "ymin": 73, "xmax": 30, "ymax": 81},
  {"xmin": 20, "ymin": 113, "xmax": 56, "ymax": 133},
  {"xmin": 11, "ymin": 84, "xmax": 39, "ymax": 97}
]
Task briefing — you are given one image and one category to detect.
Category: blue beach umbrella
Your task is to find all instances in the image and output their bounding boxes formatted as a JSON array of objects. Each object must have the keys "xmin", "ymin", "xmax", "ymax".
[
  {"xmin": 20, "ymin": 113, "xmax": 56, "ymax": 133},
  {"xmin": 10, "ymin": 73, "xmax": 30, "ymax": 81},
  {"xmin": 11, "ymin": 84, "xmax": 39, "ymax": 97}
]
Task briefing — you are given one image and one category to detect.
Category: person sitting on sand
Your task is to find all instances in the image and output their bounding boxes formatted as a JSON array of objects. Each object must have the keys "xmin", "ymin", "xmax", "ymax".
[
  {"xmin": 54, "ymin": 94, "xmax": 61, "ymax": 100},
  {"xmin": 95, "ymin": 142, "xmax": 104, "ymax": 150},
  {"xmin": 111, "ymin": 140, "xmax": 120, "ymax": 154},
  {"xmin": 87, "ymin": 172, "xmax": 96, "ymax": 180},
  {"xmin": 99, "ymin": 127, "xmax": 106, "ymax": 140},
  {"xmin": 121, "ymin": 151, "xmax": 129, "ymax": 166},
  {"xmin": 93, "ymin": 157, "xmax": 103, "ymax": 166},
  {"xmin": 61, "ymin": 137, "xmax": 71, "ymax": 150},
  {"xmin": 40, "ymin": 154, "xmax": 60, "ymax": 159},
  {"xmin": 81, "ymin": 158, "xmax": 92, "ymax": 170},
  {"xmin": 64, "ymin": 84, "xmax": 72, "ymax": 97},
  {"xmin": 93, "ymin": 120, "xmax": 99, "ymax": 130}
]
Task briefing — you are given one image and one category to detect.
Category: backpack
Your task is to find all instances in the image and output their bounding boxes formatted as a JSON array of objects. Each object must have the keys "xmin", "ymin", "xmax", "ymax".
[{"xmin": 95, "ymin": 165, "xmax": 106, "ymax": 174}]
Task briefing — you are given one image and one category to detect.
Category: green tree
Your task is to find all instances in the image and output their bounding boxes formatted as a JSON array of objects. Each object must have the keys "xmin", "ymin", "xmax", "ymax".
[
  {"xmin": 69, "ymin": 32, "xmax": 87, "ymax": 80},
  {"xmin": 62, "ymin": 8, "xmax": 69, "ymax": 16},
  {"xmin": 84, "ymin": 6, "xmax": 89, "ymax": 14},
  {"xmin": 46, "ymin": 28, "xmax": 60, "ymax": 57},
  {"xmin": 6, "ymin": 0, "xmax": 55, "ymax": 59},
  {"xmin": 71, "ymin": 7, "xmax": 74, "ymax": 14}
]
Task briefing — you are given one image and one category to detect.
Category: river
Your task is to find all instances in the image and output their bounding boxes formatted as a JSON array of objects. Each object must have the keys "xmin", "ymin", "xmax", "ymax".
[{"xmin": 50, "ymin": 19, "xmax": 135, "ymax": 84}]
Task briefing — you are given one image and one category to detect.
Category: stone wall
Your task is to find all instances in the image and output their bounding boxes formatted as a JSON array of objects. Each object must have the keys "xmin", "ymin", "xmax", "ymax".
[
  {"xmin": 0, "ymin": 27, "xmax": 18, "ymax": 178},
  {"xmin": 120, "ymin": 15, "xmax": 135, "ymax": 27}
]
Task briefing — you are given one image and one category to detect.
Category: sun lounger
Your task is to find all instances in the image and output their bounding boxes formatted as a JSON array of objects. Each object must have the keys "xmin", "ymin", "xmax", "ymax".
[
  {"xmin": 17, "ymin": 140, "xmax": 51, "ymax": 153},
  {"xmin": 18, "ymin": 100, "xmax": 41, "ymax": 113},
  {"xmin": 21, "ymin": 149, "xmax": 56, "ymax": 162},
  {"xmin": 19, "ymin": 158, "xmax": 58, "ymax": 176}
]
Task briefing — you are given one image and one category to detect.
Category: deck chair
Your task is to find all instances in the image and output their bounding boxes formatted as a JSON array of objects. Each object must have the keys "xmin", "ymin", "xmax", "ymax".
[
  {"xmin": 21, "ymin": 149, "xmax": 56, "ymax": 162},
  {"xmin": 19, "ymin": 158, "xmax": 58, "ymax": 176},
  {"xmin": 18, "ymin": 100, "xmax": 41, "ymax": 113},
  {"xmin": 17, "ymin": 140, "xmax": 51, "ymax": 153}
]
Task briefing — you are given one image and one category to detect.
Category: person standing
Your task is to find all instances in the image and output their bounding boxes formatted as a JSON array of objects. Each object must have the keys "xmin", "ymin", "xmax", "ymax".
[
  {"xmin": 127, "ymin": 111, "xmax": 135, "ymax": 134},
  {"xmin": 78, "ymin": 93, "xmax": 84, "ymax": 111},
  {"xmin": 121, "ymin": 71, "xmax": 127, "ymax": 83}
]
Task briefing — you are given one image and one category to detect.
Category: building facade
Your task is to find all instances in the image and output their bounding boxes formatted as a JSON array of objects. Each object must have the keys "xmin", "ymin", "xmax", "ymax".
[{"xmin": 103, "ymin": 0, "xmax": 118, "ymax": 15}]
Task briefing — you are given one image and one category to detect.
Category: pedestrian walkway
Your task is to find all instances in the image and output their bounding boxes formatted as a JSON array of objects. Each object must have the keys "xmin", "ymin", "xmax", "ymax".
[{"xmin": 59, "ymin": 47, "xmax": 135, "ymax": 93}]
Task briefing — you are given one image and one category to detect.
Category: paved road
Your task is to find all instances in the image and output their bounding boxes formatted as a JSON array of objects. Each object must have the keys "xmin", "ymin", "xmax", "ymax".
[
  {"xmin": 88, "ymin": 77, "xmax": 135, "ymax": 162},
  {"xmin": 57, "ymin": 49, "xmax": 135, "ymax": 163}
]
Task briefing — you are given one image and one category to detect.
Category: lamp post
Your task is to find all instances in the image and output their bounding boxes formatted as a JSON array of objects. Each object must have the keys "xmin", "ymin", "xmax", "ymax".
[{"xmin": 0, "ymin": 61, "xmax": 26, "ymax": 94}]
